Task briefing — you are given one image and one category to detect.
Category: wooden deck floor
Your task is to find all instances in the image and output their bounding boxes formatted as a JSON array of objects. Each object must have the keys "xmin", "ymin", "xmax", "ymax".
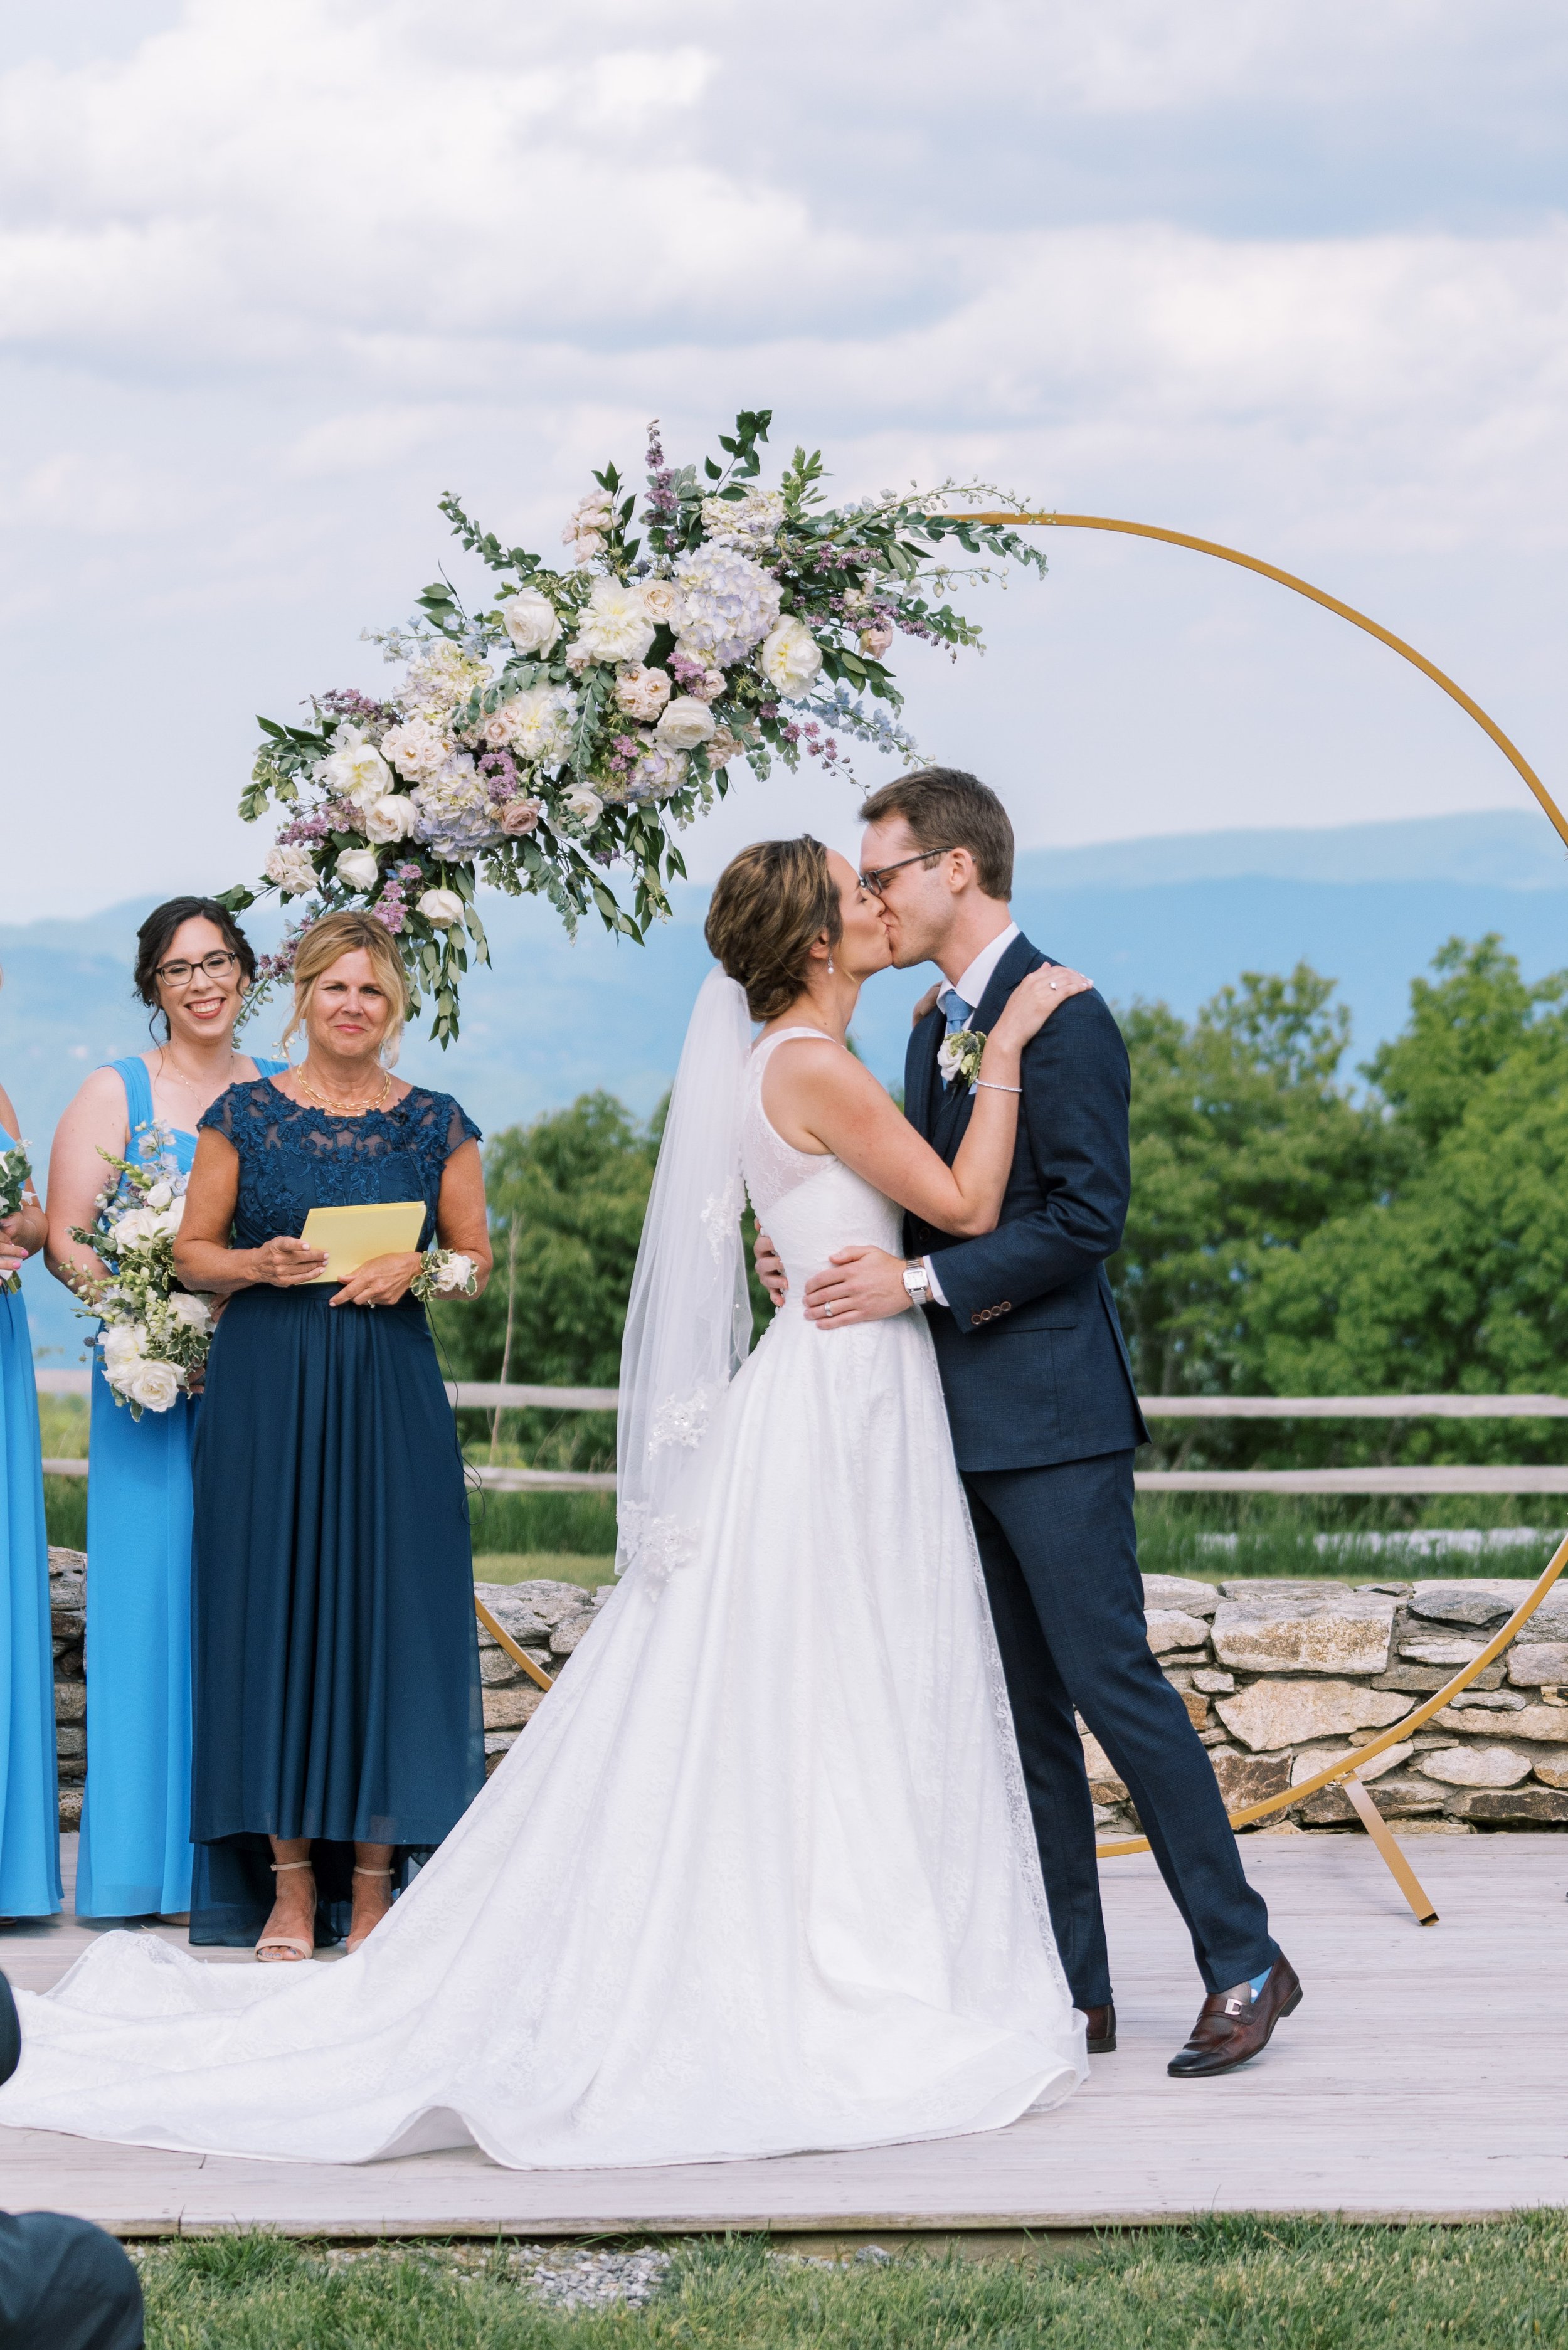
[{"xmin": 1, "ymin": 1831, "xmax": 1563, "ymax": 2235}]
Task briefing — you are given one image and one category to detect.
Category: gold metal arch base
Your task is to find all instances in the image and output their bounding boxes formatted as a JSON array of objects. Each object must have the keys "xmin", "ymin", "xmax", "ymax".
[{"xmin": 980, "ymin": 510, "xmax": 1568, "ymax": 1897}]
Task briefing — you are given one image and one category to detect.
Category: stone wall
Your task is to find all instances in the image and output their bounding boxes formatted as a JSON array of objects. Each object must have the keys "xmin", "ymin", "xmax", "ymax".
[
  {"xmin": 1125, "ymin": 1572, "xmax": 1568, "ymax": 1834},
  {"xmin": 48, "ymin": 1555, "xmax": 1568, "ymax": 1833},
  {"xmin": 48, "ymin": 1548, "xmax": 85, "ymax": 1831}
]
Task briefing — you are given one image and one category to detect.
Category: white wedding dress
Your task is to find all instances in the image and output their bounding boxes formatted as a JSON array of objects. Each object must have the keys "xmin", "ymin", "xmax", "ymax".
[{"xmin": 0, "ymin": 1013, "xmax": 1084, "ymax": 2169}]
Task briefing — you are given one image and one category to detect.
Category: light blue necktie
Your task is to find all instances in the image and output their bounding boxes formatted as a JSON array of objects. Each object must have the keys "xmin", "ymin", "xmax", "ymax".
[{"xmin": 938, "ymin": 988, "xmax": 972, "ymax": 1035}]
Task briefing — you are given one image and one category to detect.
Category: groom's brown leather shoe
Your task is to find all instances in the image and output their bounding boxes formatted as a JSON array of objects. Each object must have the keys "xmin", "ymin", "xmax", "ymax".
[
  {"xmin": 1167, "ymin": 1956, "xmax": 1301, "ymax": 2078},
  {"xmin": 1083, "ymin": 2003, "xmax": 1116, "ymax": 2054}
]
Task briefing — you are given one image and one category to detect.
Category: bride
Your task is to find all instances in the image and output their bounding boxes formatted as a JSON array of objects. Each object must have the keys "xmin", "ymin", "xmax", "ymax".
[{"xmin": 0, "ymin": 837, "xmax": 1093, "ymax": 2170}]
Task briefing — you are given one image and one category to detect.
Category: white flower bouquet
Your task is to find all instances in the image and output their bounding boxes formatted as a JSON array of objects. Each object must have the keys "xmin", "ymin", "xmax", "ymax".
[
  {"xmin": 70, "ymin": 1130, "xmax": 215, "ymax": 1417},
  {"xmin": 223, "ymin": 411, "xmax": 1048, "ymax": 1042},
  {"xmin": 0, "ymin": 1137, "xmax": 33, "ymax": 1296}
]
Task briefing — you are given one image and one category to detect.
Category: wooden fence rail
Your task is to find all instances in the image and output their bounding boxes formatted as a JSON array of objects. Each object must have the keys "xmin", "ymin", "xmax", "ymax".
[{"xmin": 36, "ymin": 1371, "xmax": 1568, "ymax": 1492}]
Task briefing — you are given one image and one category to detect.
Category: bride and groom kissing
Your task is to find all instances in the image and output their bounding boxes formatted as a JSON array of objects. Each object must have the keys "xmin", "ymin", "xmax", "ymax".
[{"xmin": 0, "ymin": 767, "xmax": 1299, "ymax": 2171}]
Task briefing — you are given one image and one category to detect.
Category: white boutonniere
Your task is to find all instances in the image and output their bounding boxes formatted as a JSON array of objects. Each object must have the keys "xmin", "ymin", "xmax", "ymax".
[{"xmin": 937, "ymin": 1027, "xmax": 986, "ymax": 1091}]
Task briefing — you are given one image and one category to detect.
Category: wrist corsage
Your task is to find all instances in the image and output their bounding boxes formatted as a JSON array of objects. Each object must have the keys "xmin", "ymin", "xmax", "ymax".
[
  {"xmin": 936, "ymin": 1028, "xmax": 986, "ymax": 1093},
  {"xmin": 411, "ymin": 1247, "xmax": 478, "ymax": 1305}
]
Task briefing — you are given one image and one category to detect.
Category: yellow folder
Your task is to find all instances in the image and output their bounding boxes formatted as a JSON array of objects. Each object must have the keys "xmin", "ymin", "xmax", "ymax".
[{"xmin": 298, "ymin": 1200, "xmax": 426, "ymax": 1284}]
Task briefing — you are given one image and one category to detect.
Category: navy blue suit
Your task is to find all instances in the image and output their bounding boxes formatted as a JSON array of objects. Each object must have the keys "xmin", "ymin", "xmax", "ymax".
[{"xmin": 906, "ymin": 931, "xmax": 1275, "ymax": 2004}]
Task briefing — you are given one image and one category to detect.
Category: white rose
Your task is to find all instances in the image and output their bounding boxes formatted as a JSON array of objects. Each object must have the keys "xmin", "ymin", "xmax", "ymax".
[
  {"xmin": 759, "ymin": 615, "xmax": 824, "ymax": 699},
  {"xmin": 562, "ymin": 786, "xmax": 604, "ymax": 829},
  {"xmin": 641, "ymin": 578, "xmax": 679, "ymax": 625},
  {"xmin": 315, "ymin": 738, "xmax": 393, "ymax": 810},
  {"xmin": 152, "ymin": 1200, "xmax": 183, "ymax": 1239},
  {"xmin": 571, "ymin": 577, "xmax": 655, "ymax": 667},
  {"xmin": 144, "ymin": 1180, "xmax": 174, "ymax": 1211},
  {"xmin": 364, "ymin": 793, "xmax": 419, "ymax": 844},
  {"xmin": 615, "ymin": 664, "xmax": 672, "ymax": 722},
  {"xmin": 433, "ymin": 1252, "xmax": 475, "ymax": 1294},
  {"xmin": 336, "ymin": 847, "xmax": 379, "ymax": 892},
  {"xmin": 124, "ymin": 1357, "xmax": 183, "ymax": 1412},
  {"xmin": 100, "ymin": 1323, "xmax": 146, "ymax": 1376},
  {"xmin": 265, "ymin": 843, "xmax": 319, "ymax": 898},
  {"xmin": 381, "ymin": 715, "xmax": 453, "ymax": 781},
  {"xmin": 416, "ymin": 888, "xmax": 464, "ymax": 927},
  {"xmin": 655, "ymin": 695, "xmax": 716, "ymax": 750},
  {"xmin": 110, "ymin": 1208, "xmax": 160, "ymax": 1253},
  {"xmin": 501, "ymin": 589, "xmax": 562, "ymax": 655},
  {"xmin": 168, "ymin": 1293, "xmax": 212, "ymax": 1331}
]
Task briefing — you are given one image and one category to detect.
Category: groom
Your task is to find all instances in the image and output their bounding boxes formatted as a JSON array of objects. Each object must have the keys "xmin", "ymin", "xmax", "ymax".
[{"xmin": 761, "ymin": 767, "xmax": 1300, "ymax": 2078}]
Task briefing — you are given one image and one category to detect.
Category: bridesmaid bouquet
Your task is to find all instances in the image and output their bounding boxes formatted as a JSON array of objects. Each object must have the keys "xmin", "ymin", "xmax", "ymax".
[
  {"xmin": 222, "ymin": 410, "xmax": 1048, "ymax": 1044},
  {"xmin": 70, "ymin": 1132, "xmax": 215, "ymax": 1417},
  {"xmin": 0, "ymin": 1136, "xmax": 31, "ymax": 1295}
]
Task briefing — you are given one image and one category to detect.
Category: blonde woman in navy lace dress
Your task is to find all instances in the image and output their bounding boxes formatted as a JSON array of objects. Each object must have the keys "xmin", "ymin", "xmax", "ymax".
[{"xmin": 172, "ymin": 912, "xmax": 490, "ymax": 1961}]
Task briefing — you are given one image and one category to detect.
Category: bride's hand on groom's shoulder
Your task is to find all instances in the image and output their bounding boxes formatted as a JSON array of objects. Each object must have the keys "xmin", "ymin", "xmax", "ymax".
[
  {"xmin": 992, "ymin": 965, "xmax": 1093, "ymax": 1051},
  {"xmin": 911, "ymin": 982, "xmax": 942, "ymax": 1029}
]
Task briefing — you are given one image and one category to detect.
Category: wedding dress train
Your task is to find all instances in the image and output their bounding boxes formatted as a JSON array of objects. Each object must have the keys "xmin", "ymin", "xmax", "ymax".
[{"xmin": 0, "ymin": 1015, "xmax": 1084, "ymax": 2169}]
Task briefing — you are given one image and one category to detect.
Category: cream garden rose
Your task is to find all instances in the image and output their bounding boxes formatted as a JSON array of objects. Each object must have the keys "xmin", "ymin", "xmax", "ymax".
[
  {"xmin": 416, "ymin": 887, "xmax": 465, "ymax": 927},
  {"xmin": 615, "ymin": 664, "xmax": 672, "ymax": 722},
  {"xmin": 655, "ymin": 695, "xmax": 717, "ymax": 751},
  {"xmin": 504, "ymin": 684, "xmax": 576, "ymax": 769},
  {"xmin": 760, "ymin": 615, "xmax": 824, "ymax": 699},
  {"xmin": 364, "ymin": 793, "xmax": 419, "ymax": 844},
  {"xmin": 265, "ymin": 843, "xmax": 319, "ymax": 897},
  {"xmin": 501, "ymin": 588, "xmax": 563, "ymax": 655},
  {"xmin": 315, "ymin": 731, "xmax": 393, "ymax": 810},
  {"xmin": 336, "ymin": 847, "xmax": 380, "ymax": 892},
  {"xmin": 381, "ymin": 715, "xmax": 453, "ymax": 781},
  {"xmin": 499, "ymin": 796, "xmax": 544, "ymax": 836},
  {"xmin": 563, "ymin": 786, "xmax": 605, "ymax": 828}
]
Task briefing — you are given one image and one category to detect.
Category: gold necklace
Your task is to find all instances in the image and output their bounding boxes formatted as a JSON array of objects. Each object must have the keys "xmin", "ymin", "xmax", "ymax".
[
  {"xmin": 157, "ymin": 1047, "xmax": 238, "ymax": 1100},
  {"xmin": 295, "ymin": 1062, "xmax": 391, "ymax": 1116}
]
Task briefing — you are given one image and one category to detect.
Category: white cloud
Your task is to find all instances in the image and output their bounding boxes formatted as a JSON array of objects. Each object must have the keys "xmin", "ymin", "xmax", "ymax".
[{"xmin": 0, "ymin": 0, "xmax": 1565, "ymax": 919}]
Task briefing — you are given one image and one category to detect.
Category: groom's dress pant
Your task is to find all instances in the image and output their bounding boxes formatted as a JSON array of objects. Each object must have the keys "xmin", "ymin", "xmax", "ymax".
[{"xmin": 963, "ymin": 1449, "xmax": 1276, "ymax": 2008}]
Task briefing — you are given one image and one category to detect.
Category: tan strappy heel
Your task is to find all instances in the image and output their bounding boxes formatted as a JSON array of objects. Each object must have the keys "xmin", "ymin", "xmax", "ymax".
[
  {"xmin": 346, "ymin": 1865, "xmax": 393, "ymax": 1956},
  {"xmin": 255, "ymin": 1860, "xmax": 316, "ymax": 1963}
]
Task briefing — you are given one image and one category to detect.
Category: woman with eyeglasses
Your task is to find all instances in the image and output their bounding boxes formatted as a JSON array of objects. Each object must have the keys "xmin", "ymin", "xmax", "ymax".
[{"xmin": 45, "ymin": 899, "xmax": 285, "ymax": 1922}]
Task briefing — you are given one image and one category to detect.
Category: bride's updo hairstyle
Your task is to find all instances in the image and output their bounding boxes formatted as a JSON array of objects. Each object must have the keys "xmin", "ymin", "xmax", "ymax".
[
  {"xmin": 704, "ymin": 835, "xmax": 844, "ymax": 1022},
  {"xmin": 280, "ymin": 909, "xmax": 411, "ymax": 1066}
]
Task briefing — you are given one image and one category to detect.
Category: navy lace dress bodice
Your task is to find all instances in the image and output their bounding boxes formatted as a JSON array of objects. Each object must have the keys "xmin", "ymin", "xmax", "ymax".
[{"xmin": 187, "ymin": 1077, "xmax": 486, "ymax": 1947}]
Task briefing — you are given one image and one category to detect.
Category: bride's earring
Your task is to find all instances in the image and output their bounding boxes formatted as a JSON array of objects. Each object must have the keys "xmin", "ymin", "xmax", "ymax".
[{"xmin": 827, "ymin": 957, "xmax": 835, "ymax": 974}]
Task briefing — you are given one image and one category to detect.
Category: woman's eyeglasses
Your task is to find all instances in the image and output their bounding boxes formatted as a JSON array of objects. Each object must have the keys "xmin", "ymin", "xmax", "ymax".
[
  {"xmin": 857, "ymin": 848, "xmax": 955, "ymax": 897},
  {"xmin": 155, "ymin": 950, "xmax": 241, "ymax": 988}
]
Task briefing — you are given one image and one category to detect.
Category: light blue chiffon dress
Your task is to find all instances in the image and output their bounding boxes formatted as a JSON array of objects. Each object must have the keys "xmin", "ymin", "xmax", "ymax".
[
  {"xmin": 75, "ymin": 1054, "xmax": 283, "ymax": 1919},
  {"xmin": 0, "ymin": 1119, "xmax": 61, "ymax": 1917}
]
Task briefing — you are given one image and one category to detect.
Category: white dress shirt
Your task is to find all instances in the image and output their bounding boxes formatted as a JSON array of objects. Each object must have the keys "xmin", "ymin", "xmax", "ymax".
[{"xmin": 921, "ymin": 921, "xmax": 1020, "ymax": 1308}]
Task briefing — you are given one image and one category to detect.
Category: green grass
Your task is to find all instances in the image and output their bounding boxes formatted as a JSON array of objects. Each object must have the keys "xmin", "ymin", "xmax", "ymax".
[
  {"xmin": 467, "ymin": 1487, "xmax": 618, "ymax": 1559},
  {"xmin": 1136, "ymin": 1495, "xmax": 1564, "ymax": 1582},
  {"xmin": 134, "ymin": 2215, "xmax": 1568, "ymax": 2348},
  {"xmin": 473, "ymin": 1553, "xmax": 614, "ymax": 1592}
]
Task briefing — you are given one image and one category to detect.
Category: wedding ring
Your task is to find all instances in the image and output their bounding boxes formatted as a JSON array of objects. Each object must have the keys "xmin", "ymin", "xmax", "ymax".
[
  {"xmin": 1049, "ymin": 980, "xmax": 1059, "ymax": 990},
  {"xmin": 824, "ymin": 1303, "xmax": 835, "ymax": 1317}
]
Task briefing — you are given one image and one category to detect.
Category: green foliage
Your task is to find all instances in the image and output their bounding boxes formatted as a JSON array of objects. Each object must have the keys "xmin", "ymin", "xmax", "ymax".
[
  {"xmin": 1115, "ymin": 937, "xmax": 1568, "ymax": 1469},
  {"xmin": 135, "ymin": 2211, "xmax": 1568, "ymax": 2349},
  {"xmin": 1248, "ymin": 939, "xmax": 1568, "ymax": 1460},
  {"xmin": 1111, "ymin": 965, "xmax": 1383, "ymax": 1405}
]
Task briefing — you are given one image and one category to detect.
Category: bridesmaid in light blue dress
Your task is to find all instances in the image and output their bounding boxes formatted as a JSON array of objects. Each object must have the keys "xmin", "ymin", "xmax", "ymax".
[
  {"xmin": 45, "ymin": 899, "xmax": 282, "ymax": 1920},
  {"xmin": 0, "ymin": 1052, "xmax": 61, "ymax": 1920}
]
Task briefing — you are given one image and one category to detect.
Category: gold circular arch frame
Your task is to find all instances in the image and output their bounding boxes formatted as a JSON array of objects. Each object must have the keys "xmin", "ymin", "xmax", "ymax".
[{"xmin": 966, "ymin": 511, "xmax": 1568, "ymax": 1856}]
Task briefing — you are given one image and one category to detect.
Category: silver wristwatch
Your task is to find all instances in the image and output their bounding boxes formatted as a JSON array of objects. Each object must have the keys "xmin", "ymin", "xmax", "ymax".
[{"xmin": 901, "ymin": 1259, "xmax": 931, "ymax": 1308}]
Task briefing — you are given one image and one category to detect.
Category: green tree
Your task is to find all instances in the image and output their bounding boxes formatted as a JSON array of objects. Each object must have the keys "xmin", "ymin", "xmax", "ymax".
[
  {"xmin": 1248, "ymin": 939, "xmax": 1568, "ymax": 1463},
  {"xmin": 1111, "ymin": 965, "xmax": 1384, "ymax": 1409}
]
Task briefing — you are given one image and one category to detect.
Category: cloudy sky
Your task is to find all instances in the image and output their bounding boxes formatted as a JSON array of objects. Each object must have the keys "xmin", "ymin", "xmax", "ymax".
[{"xmin": 3, "ymin": 0, "xmax": 1566, "ymax": 919}]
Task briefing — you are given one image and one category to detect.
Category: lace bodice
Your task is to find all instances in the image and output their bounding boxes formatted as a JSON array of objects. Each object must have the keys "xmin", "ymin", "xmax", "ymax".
[
  {"xmin": 741, "ymin": 1030, "xmax": 901, "ymax": 1291},
  {"xmin": 200, "ymin": 1079, "xmax": 481, "ymax": 1253}
]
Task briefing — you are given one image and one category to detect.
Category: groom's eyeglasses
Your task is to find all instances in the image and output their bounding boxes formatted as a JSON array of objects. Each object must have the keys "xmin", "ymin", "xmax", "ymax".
[
  {"xmin": 155, "ymin": 950, "xmax": 241, "ymax": 988},
  {"xmin": 859, "ymin": 849, "xmax": 955, "ymax": 897}
]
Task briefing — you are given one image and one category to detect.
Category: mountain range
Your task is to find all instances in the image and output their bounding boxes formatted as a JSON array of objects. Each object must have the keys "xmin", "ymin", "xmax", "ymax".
[{"xmin": 7, "ymin": 807, "xmax": 1566, "ymax": 1361}]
